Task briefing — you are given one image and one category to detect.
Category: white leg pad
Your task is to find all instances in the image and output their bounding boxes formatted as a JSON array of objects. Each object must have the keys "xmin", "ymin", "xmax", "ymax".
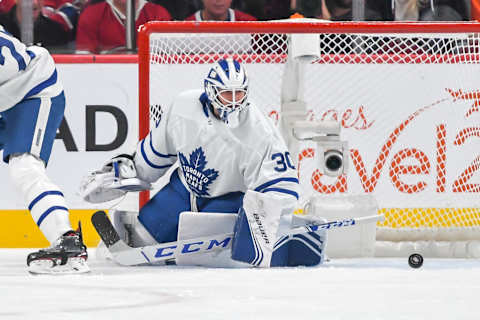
[
  {"xmin": 111, "ymin": 210, "xmax": 157, "ymax": 247},
  {"xmin": 176, "ymin": 212, "xmax": 248, "ymax": 267}
]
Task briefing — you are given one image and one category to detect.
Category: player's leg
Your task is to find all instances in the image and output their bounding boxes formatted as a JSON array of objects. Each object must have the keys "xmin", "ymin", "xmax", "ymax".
[
  {"xmin": 137, "ymin": 169, "xmax": 244, "ymax": 243},
  {"xmin": 1, "ymin": 92, "xmax": 88, "ymax": 273},
  {"xmin": 137, "ymin": 169, "xmax": 192, "ymax": 243},
  {"xmin": 196, "ymin": 191, "xmax": 244, "ymax": 213}
]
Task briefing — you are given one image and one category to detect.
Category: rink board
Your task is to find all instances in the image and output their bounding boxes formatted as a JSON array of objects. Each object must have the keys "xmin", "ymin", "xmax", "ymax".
[{"xmin": 0, "ymin": 210, "xmax": 104, "ymax": 248}]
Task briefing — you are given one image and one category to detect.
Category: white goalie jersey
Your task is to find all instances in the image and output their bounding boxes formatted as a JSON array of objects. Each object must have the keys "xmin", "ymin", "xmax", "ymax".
[
  {"xmin": 134, "ymin": 89, "xmax": 300, "ymax": 200},
  {"xmin": 0, "ymin": 25, "xmax": 63, "ymax": 112}
]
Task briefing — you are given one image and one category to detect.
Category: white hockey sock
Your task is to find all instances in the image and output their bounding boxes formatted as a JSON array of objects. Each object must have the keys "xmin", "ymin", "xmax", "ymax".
[{"xmin": 8, "ymin": 153, "xmax": 71, "ymax": 244}]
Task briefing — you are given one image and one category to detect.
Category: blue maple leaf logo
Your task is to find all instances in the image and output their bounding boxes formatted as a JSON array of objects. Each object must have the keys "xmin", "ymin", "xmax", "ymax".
[{"xmin": 179, "ymin": 147, "xmax": 219, "ymax": 197}]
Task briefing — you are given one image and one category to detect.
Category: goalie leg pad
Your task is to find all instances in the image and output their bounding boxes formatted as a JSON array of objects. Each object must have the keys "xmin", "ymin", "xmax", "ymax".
[
  {"xmin": 271, "ymin": 231, "xmax": 326, "ymax": 267},
  {"xmin": 231, "ymin": 208, "xmax": 258, "ymax": 265},
  {"xmin": 111, "ymin": 210, "xmax": 158, "ymax": 247},
  {"xmin": 231, "ymin": 190, "xmax": 295, "ymax": 267},
  {"xmin": 176, "ymin": 212, "xmax": 247, "ymax": 267}
]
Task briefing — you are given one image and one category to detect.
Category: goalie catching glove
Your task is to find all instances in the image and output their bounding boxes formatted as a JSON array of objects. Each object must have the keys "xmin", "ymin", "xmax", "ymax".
[{"xmin": 79, "ymin": 154, "xmax": 151, "ymax": 203}]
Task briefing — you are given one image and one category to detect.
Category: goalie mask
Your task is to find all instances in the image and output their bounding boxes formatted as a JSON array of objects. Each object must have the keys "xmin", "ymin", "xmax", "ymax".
[{"xmin": 204, "ymin": 58, "xmax": 249, "ymax": 122}]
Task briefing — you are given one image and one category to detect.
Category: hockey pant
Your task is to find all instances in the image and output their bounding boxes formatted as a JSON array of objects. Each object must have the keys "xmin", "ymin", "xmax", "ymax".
[
  {"xmin": 138, "ymin": 169, "xmax": 244, "ymax": 243},
  {"xmin": 0, "ymin": 91, "xmax": 65, "ymax": 165}
]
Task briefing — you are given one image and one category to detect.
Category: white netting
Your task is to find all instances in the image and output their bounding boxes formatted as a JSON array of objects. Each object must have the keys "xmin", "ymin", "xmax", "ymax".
[{"xmin": 141, "ymin": 21, "xmax": 480, "ymax": 249}]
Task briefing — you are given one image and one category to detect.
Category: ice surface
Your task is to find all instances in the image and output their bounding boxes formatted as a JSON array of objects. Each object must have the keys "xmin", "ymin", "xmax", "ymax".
[{"xmin": 1, "ymin": 249, "xmax": 479, "ymax": 320}]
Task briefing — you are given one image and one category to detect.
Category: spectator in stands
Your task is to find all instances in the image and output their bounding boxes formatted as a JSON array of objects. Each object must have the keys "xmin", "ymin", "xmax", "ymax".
[
  {"xmin": 0, "ymin": 0, "xmax": 78, "ymax": 49},
  {"xmin": 75, "ymin": 0, "xmax": 171, "ymax": 54},
  {"xmin": 185, "ymin": 0, "xmax": 256, "ymax": 21},
  {"xmin": 261, "ymin": 0, "xmax": 292, "ymax": 20},
  {"xmin": 320, "ymin": 0, "xmax": 382, "ymax": 20},
  {"xmin": 293, "ymin": 0, "xmax": 323, "ymax": 18},
  {"xmin": 367, "ymin": 0, "xmax": 468, "ymax": 21},
  {"xmin": 231, "ymin": 0, "xmax": 286, "ymax": 20},
  {"xmin": 155, "ymin": 0, "xmax": 195, "ymax": 20}
]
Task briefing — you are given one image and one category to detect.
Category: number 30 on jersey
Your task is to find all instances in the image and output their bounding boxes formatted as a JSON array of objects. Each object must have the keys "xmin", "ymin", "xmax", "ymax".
[{"xmin": 272, "ymin": 152, "xmax": 295, "ymax": 172}]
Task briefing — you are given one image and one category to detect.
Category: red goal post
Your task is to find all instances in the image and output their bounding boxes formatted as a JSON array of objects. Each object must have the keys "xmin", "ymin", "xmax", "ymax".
[{"xmin": 138, "ymin": 20, "xmax": 480, "ymax": 257}]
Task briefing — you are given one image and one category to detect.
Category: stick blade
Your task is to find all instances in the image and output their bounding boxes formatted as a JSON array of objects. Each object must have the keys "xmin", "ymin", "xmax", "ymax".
[{"xmin": 91, "ymin": 210, "xmax": 120, "ymax": 248}]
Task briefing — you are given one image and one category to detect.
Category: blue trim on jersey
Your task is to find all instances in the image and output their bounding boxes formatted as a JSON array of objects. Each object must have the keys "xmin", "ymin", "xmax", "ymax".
[
  {"xmin": 140, "ymin": 139, "xmax": 173, "ymax": 169},
  {"xmin": 148, "ymin": 132, "xmax": 177, "ymax": 158},
  {"xmin": 26, "ymin": 50, "xmax": 36, "ymax": 60},
  {"xmin": 0, "ymin": 37, "xmax": 27, "ymax": 70},
  {"xmin": 261, "ymin": 187, "xmax": 299, "ymax": 200},
  {"xmin": 0, "ymin": 28, "xmax": 11, "ymax": 36},
  {"xmin": 28, "ymin": 191, "xmax": 64, "ymax": 210},
  {"xmin": 254, "ymin": 177, "xmax": 299, "ymax": 193},
  {"xmin": 23, "ymin": 69, "xmax": 58, "ymax": 99},
  {"xmin": 37, "ymin": 206, "xmax": 68, "ymax": 226}
]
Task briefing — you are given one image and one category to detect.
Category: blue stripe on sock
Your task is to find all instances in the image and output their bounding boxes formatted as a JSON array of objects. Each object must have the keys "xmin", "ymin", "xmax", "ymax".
[
  {"xmin": 37, "ymin": 206, "xmax": 68, "ymax": 227},
  {"xmin": 28, "ymin": 191, "xmax": 64, "ymax": 210}
]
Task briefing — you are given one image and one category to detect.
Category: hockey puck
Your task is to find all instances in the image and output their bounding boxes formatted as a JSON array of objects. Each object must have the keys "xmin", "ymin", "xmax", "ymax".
[{"xmin": 408, "ymin": 253, "xmax": 423, "ymax": 268}]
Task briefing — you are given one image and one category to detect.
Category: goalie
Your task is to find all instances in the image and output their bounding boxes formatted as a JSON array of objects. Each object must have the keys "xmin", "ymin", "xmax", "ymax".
[{"xmin": 81, "ymin": 58, "xmax": 326, "ymax": 268}]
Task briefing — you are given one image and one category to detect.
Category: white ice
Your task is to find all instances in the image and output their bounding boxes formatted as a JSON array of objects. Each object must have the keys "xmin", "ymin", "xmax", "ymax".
[{"xmin": 1, "ymin": 249, "xmax": 479, "ymax": 320}]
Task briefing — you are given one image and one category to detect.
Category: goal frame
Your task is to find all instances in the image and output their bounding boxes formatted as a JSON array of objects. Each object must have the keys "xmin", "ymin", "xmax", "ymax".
[{"xmin": 137, "ymin": 21, "xmax": 480, "ymax": 246}]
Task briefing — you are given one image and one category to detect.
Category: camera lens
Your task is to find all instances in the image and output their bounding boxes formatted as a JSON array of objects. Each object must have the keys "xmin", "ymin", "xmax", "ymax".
[{"xmin": 325, "ymin": 151, "xmax": 343, "ymax": 171}]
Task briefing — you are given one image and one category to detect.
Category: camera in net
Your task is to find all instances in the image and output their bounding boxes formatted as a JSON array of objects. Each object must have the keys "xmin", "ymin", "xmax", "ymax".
[{"xmin": 324, "ymin": 149, "xmax": 344, "ymax": 176}]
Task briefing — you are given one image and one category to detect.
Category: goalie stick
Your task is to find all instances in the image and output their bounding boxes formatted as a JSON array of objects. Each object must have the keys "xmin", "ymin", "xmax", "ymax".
[{"xmin": 92, "ymin": 211, "xmax": 384, "ymax": 266}]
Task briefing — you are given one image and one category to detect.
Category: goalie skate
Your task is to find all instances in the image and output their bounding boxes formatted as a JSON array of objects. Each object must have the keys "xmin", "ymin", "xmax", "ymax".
[{"xmin": 27, "ymin": 223, "xmax": 89, "ymax": 275}]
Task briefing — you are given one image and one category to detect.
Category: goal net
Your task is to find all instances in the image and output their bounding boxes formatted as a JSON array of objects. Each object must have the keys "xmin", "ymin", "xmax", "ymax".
[{"xmin": 138, "ymin": 20, "xmax": 480, "ymax": 257}]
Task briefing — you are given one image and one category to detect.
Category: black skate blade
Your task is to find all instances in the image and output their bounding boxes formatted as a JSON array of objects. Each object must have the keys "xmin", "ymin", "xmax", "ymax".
[{"xmin": 91, "ymin": 211, "xmax": 120, "ymax": 247}]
